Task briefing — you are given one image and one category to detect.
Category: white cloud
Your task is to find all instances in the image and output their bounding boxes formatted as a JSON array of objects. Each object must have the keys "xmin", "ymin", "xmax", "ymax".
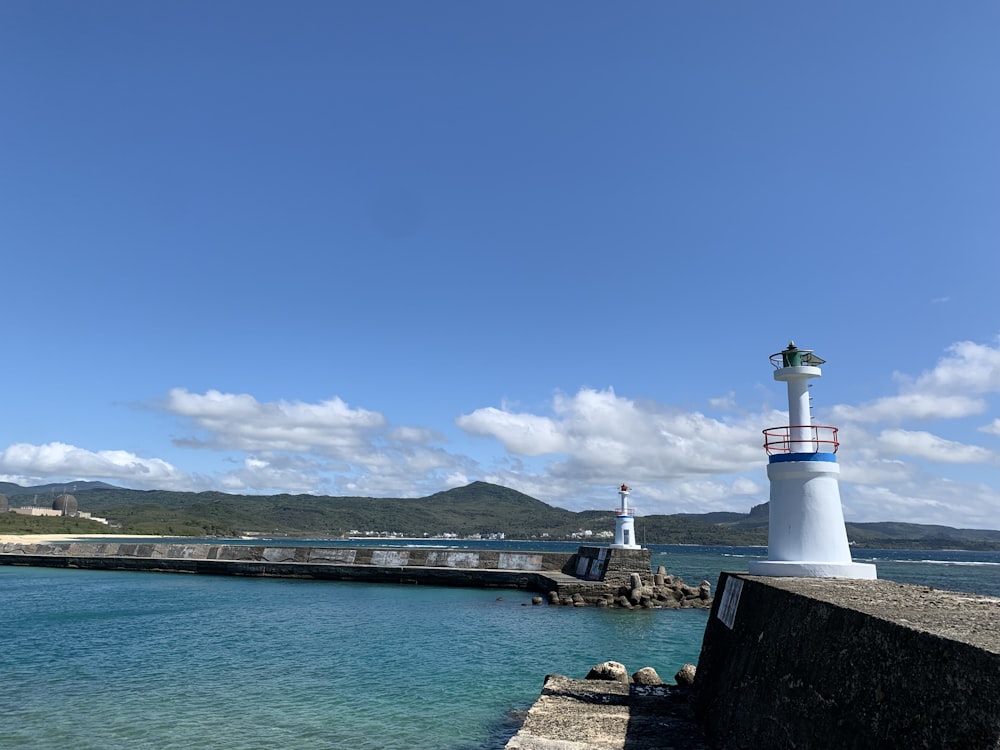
[
  {"xmin": 907, "ymin": 339, "xmax": 1000, "ymax": 395},
  {"xmin": 841, "ymin": 477, "xmax": 1000, "ymax": 528},
  {"xmin": 731, "ymin": 476, "xmax": 763, "ymax": 496},
  {"xmin": 875, "ymin": 429, "xmax": 995, "ymax": 464},
  {"xmin": 838, "ymin": 458, "xmax": 914, "ymax": 486},
  {"xmin": 456, "ymin": 407, "xmax": 566, "ymax": 455},
  {"xmin": 830, "ymin": 394, "xmax": 985, "ymax": 424},
  {"xmin": 979, "ymin": 419, "xmax": 1000, "ymax": 436},
  {"xmin": 708, "ymin": 392, "xmax": 737, "ymax": 410},
  {"xmin": 458, "ymin": 387, "xmax": 763, "ymax": 483},
  {"xmin": 0, "ymin": 442, "xmax": 192, "ymax": 490},
  {"xmin": 829, "ymin": 338, "xmax": 1000, "ymax": 424},
  {"xmin": 5, "ymin": 335, "xmax": 1000, "ymax": 529},
  {"xmin": 162, "ymin": 389, "xmax": 478, "ymax": 496},
  {"xmin": 167, "ymin": 388, "xmax": 386, "ymax": 455}
]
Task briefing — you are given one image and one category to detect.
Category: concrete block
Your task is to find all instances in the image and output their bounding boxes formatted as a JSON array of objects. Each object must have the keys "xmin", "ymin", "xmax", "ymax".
[{"xmin": 696, "ymin": 573, "xmax": 1000, "ymax": 749}]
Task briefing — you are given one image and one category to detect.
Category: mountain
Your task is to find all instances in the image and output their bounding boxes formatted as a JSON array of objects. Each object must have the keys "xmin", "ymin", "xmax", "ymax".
[
  {"xmin": 844, "ymin": 520, "xmax": 1000, "ymax": 550},
  {"xmin": 2, "ymin": 481, "xmax": 999, "ymax": 550},
  {"xmin": 0, "ymin": 480, "xmax": 118, "ymax": 497}
]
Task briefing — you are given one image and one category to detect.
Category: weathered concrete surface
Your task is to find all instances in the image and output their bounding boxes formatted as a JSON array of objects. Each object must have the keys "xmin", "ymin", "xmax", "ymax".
[
  {"xmin": 0, "ymin": 541, "xmax": 711, "ymax": 608},
  {"xmin": 574, "ymin": 546, "xmax": 653, "ymax": 587},
  {"xmin": 0, "ymin": 541, "xmax": 570, "ymax": 592},
  {"xmin": 506, "ymin": 674, "xmax": 707, "ymax": 750},
  {"xmin": 695, "ymin": 572, "xmax": 1000, "ymax": 750}
]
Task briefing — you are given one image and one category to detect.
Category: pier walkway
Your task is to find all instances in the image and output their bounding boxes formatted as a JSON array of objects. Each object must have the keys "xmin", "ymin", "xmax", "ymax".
[
  {"xmin": 0, "ymin": 540, "xmax": 624, "ymax": 601},
  {"xmin": 506, "ymin": 675, "xmax": 707, "ymax": 749}
]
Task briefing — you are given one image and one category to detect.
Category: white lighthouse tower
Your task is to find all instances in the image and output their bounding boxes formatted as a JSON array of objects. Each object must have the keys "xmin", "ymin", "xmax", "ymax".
[
  {"xmin": 748, "ymin": 343, "xmax": 876, "ymax": 579},
  {"xmin": 612, "ymin": 483, "xmax": 640, "ymax": 549}
]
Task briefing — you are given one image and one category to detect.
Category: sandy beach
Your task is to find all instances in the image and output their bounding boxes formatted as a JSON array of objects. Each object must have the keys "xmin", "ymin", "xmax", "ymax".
[{"xmin": 0, "ymin": 534, "xmax": 167, "ymax": 544}]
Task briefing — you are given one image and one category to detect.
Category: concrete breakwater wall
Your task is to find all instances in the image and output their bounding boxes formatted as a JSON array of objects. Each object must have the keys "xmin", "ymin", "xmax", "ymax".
[
  {"xmin": 0, "ymin": 540, "xmax": 575, "ymax": 590},
  {"xmin": 0, "ymin": 540, "xmax": 715, "ymax": 610},
  {"xmin": 694, "ymin": 572, "xmax": 1000, "ymax": 749},
  {"xmin": 510, "ymin": 572, "xmax": 1000, "ymax": 748}
]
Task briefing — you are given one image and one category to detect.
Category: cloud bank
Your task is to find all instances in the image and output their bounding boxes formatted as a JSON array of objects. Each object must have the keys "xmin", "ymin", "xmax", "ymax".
[{"xmin": 2, "ymin": 337, "xmax": 1000, "ymax": 528}]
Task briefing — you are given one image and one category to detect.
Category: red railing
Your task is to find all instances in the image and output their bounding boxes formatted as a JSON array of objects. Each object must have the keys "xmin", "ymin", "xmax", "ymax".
[
  {"xmin": 614, "ymin": 507, "xmax": 637, "ymax": 516},
  {"xmin": 763, "ymin": 425, "xmax": 839, "ymax": 455}
]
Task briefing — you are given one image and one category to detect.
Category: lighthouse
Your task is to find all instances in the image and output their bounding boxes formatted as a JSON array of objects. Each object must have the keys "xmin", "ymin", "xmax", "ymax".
[
  {"xmin": 612, "ymin": 483, "xmax": 640, "ymax": 549},
  {"xmin": 748, "ymin": 343, "xmax": 876, "ymax": 579}
]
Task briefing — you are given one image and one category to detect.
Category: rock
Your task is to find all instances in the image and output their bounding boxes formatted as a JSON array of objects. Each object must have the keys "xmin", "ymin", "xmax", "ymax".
[
  {"xmin": 572, "ymin": 592, "xmax": 585, "ymax": 604},
  {"xmin": 616, "ymin": 595, "xmax": 632, "ymax": 608},
  {"xmin": 629, "ymin": 572, "xmax": 644, "ymax": 590},
  {"xmin": 654, "ymin": 573, "xmax": 665, "ymax": 586},
  {"xmin": 632, "ymin": 666, "xmax": 664, "ymax": 686},
  {"xmin": 629, "ymin": 588, "xmax": 643, "ymax": 605},
  {"xmin": 675, "ymin": 663, "xmax": 697, "ymax": 687},
  {"xmin": 656, "ymin": 565, "xmax": 667, "ymax": 576},
  {"xmin": 585, "ymin": 661, "xmax": 629, "ymax": 682},
  {"xmin": 699, "ymin": 581, "xmax": 712, "ymax": 600},
  {"xmin": 531, "ymin": 596, "xmax": 544, "ymax": 606}
]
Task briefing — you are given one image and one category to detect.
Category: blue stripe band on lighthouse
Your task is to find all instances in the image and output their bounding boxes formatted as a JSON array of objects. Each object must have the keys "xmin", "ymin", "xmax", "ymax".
[{"xmin": 769, "ymin": 452, "xmax": 837, "ymax": 464}]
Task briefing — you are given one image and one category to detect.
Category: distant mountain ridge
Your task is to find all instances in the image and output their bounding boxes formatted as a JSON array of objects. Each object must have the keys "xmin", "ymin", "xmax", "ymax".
[
  {"xmin": 0, "ymin": 480, "xmax": 118, "ymax": 497},
  {"xmin": 2, "ymin": 480, "xmax": 998, "ymax": 550}
]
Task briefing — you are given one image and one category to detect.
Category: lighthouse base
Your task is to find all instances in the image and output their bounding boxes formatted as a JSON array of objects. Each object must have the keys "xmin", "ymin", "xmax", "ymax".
[{"xmin": 748, "ymin": 560, "xmax": 877, "ymax": 579}]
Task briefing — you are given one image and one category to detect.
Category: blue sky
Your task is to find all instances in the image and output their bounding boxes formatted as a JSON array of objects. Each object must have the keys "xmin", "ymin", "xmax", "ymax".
[{"xmin": 2, "ymin": 2, "xmax": 1000, "ymax": 528}]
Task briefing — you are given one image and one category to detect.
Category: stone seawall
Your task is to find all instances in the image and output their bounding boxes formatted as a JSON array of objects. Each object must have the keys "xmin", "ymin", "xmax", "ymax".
[
  {"xmin": 0, "ymin": 541, "xmax": 715, "ymax": 611},
  {"xmin": 0, "ymin": 540, "xmax": 576, "ymax": 590},
  {"xmin": 694, "ymin": 573, "xmax": 1000, "ymax": 749},
  {"xmin": 509, "ymin": 572, "xmax": 1000, "ymax": 748}
]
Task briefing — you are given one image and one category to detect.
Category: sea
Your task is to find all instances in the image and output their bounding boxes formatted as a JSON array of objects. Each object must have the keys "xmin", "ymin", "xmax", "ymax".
[{"xmin": 2, "ymin": 541, "xmax": 999, "ymax": 750}]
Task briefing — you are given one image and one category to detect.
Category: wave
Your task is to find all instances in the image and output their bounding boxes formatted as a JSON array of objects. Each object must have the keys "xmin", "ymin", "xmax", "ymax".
[{"xmin": 889, "ymin": 559, "xmax": 1000, "ymax": 567}]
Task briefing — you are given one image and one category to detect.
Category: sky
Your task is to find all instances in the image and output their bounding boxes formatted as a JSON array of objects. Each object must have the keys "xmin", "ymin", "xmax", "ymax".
[{"xmin": 2, "ymin": 2, "xmax": 1000, "ymax": 528}]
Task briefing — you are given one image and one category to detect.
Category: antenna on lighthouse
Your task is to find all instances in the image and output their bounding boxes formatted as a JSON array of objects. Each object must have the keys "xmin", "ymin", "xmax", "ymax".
[{"xmin": 750, "ymin": 343, "xmax": 876, "ymax": 579}]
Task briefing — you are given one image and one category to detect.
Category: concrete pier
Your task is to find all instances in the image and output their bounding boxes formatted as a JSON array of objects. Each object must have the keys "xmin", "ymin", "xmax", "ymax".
[
  {"xmin": 508, "ymin": 572, "xmax": 1000, "ymax": 749},
  {"xmin": 0, "ymin": 541, "xmax": 672, "ymax": 606},
  {"xmin": 506, "ymin": 674, "xmax": 706, "ymax": 750},
  {"xmin": 695, "ymin": 573, "xmax": 1000, "ymax": 749}
]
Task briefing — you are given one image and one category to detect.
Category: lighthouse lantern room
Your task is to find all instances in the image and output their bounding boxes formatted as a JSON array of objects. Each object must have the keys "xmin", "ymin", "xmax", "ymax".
[
  {"xmin": 612, "ymin": 484, "xmax": 640, "ymax": 549},
  {"xmin": 747, "ymin": 343, "xmax": 876, "ymax": 579}
]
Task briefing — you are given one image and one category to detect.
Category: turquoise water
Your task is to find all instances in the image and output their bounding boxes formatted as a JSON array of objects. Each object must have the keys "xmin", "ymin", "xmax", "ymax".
[{"xmin": 2, "ymin": 543, "xmax": 998, "ymax": 749}]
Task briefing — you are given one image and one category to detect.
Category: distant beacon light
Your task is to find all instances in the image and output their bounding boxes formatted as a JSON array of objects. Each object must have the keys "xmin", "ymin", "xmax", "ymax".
[
  {"xmin": 612, "ymin": 483, "xmax": 641, "ymax": 549},
  {"xmin": 748, "ymin": 342, "xmax": 876, "ymax": 579}
]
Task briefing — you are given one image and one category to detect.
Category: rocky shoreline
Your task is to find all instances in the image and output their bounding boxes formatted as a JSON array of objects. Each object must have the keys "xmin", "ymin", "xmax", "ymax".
[{"xmin": 532, "ymin": 568, "xmax": 713, "ymax": 609}]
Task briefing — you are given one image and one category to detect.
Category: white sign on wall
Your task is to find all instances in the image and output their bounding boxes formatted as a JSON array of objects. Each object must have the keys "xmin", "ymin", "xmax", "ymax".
[{"xmin": 716, "ymin": 577, "xmax": 743, "ymax": 630}]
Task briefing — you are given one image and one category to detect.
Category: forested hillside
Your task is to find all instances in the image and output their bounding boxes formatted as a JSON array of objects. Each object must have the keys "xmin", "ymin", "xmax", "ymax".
[{"xmin": 3, "ymin": 481, "xmax": 999, "ymax": 550}]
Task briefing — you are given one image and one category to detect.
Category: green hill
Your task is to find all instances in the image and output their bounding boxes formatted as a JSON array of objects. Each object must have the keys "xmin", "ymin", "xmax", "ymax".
[{"xmin": 3, "ymin": 482, "xmax": 999, "ymax": 550}]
